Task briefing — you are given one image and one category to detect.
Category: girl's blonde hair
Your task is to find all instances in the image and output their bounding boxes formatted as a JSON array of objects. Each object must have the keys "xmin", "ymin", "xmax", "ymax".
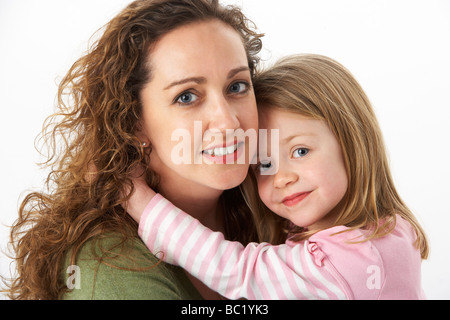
[
  {"xmin": 252, "ymin": 54, "xmax": 429, "ymax": 259},
  {"xmin": 4, "ymin": 0, "xmax": 263, "ymax": 300}
]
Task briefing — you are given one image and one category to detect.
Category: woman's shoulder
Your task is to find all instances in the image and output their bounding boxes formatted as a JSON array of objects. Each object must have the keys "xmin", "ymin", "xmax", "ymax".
[{"xmin": 62, "ymin": 233, "xmax": 202, "ymax": 300}]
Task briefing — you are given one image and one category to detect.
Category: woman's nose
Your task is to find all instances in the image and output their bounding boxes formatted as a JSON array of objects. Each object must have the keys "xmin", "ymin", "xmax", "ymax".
[{"xmin": 206, "ymin": 94, "xmax": 240, "ymax": 132}]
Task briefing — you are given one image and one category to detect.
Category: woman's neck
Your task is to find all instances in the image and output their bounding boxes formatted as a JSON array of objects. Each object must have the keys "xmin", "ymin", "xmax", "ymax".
[
  {"xmin": 157, "ymin": 177, "xmax": 225, "ymax": 233},
  {"xmin": 155, "ymin": 171, "xmax": 226, "ymax": 300}
]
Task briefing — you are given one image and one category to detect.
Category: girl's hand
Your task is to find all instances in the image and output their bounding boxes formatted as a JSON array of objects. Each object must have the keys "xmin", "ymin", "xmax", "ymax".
[{"xmin": 125, "ymin": 167, "xmax": 156, "ymax": 224}]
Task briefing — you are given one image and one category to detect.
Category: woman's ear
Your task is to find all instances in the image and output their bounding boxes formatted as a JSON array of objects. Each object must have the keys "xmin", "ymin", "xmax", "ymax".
[{"xmin": 135, "ymin": 120, "xmax": 151, "ymax": 148}]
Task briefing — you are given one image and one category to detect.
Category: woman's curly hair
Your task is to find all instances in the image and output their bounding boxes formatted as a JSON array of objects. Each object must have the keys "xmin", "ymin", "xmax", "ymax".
[{"xmin": 4, "ymin": 0, "xmax": 263, "ymax": 299}]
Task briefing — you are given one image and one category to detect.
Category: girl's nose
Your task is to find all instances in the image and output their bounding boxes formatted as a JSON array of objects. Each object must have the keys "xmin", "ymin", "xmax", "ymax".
[{"xmin": 272, "ymin": 167, "xmax": 299, "ymax": 189}]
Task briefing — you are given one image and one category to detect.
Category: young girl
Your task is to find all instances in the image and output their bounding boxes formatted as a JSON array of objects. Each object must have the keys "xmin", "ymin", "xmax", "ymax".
[{"xmin": 128, "ymin": 54, "xmax": 429, "ymax": 299}]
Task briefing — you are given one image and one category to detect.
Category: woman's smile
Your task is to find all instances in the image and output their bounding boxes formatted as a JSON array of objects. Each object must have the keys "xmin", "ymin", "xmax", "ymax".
[
  {"xmin": 138, "ymin": 20, "xmax": 258, "ymax": 194},
  {"xmin": 202, "ymin": 141, "xmax": 245, "ymax": 164}
]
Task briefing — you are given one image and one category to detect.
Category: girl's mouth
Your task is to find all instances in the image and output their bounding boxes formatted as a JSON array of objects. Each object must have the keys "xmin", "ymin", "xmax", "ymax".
[{"xmin": 282, "ymin": 191, "xmax": 312, "ymax": 207}]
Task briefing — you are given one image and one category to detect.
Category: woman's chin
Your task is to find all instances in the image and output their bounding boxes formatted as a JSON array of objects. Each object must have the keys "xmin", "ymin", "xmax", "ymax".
[{"xmin": 207, "ymin": 164, "xmax": 249, "ymax": 191}]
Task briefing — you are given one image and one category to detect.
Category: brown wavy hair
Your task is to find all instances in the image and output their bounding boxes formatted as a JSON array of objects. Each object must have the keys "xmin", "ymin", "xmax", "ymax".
[
  {"xmin": 252, "ymin": 54, "xmax": 428, "ymax": 259},
  {"xmin": 3, "ymin": 0, "xmax": 263, "ymax": 300}
]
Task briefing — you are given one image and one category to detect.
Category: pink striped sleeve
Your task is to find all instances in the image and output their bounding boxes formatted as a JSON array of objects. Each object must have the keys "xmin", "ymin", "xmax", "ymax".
[{"xmin": 138, "ymin": 194, "xmax": 348, "ymax": 300}]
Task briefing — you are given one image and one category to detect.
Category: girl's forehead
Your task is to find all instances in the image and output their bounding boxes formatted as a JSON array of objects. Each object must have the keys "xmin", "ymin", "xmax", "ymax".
[
  {"xmin": 259, "ymin": 108, "xmax": 312, "ymax": 127},
  {"xmin": 258, "ymin": 110, "xmax": 336, "ymax": 145}
]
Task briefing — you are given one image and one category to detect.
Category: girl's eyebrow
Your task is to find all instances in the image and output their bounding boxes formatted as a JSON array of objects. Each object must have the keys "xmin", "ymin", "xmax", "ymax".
[
  {"xmin": 163, "ymin": 66, "xmax": 250, "ymax": 91},
  {"xmin": 282, "ymin": 132, "xmax": 317, "ymax": 144}
]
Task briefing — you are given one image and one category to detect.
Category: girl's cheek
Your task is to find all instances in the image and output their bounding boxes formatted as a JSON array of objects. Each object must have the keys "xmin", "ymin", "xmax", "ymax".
[{"xmin": 257, "ymin": 179, "xmax": 272, "ymax": 208}]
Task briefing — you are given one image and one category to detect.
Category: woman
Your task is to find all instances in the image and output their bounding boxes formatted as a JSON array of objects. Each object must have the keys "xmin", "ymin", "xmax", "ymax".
[{"xmin": 5, "ymin": 0, "xmax": 267, "ymax": 299}]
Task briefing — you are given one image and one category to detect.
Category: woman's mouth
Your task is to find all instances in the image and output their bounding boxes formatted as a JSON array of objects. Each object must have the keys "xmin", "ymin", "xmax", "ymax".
[
  {"xmin": 202, "ymin": 141, "xmax": 244, "ymax": 164},
  {"xmin": 282, "ymin": 191, "xmax": 311, "ymax": 207}
]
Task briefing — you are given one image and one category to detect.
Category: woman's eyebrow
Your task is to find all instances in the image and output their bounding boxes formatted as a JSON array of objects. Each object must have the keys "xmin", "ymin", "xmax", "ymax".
[
  {"xmin": 163, "ymin": 66, "xmax": 250, "ymax": 91},
  {"xmin": 164, "ymin": 77, "xmax": 206, "ymax": 90},
  {"xmin": 227, "ymin": 66, "xmax": 250, "ymax": 79}
]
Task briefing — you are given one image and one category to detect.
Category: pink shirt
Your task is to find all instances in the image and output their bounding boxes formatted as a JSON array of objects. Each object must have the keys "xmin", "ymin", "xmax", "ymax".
[{"xmin": 138, "ymin": 194, "xmax": 425, "ymax": 300}]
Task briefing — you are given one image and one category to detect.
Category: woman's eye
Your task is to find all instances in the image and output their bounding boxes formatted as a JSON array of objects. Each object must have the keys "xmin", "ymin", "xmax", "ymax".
[
  {"xmin": 175, "ymin": 92, "xmax": 198, "ymax": 105},
  {"xmin": 229, "ymin": 82, "xmax": 248, "ymax": 94},
  {"xmin": 293, "ymin": 148, "xmax": 309, "ymax": 158}
]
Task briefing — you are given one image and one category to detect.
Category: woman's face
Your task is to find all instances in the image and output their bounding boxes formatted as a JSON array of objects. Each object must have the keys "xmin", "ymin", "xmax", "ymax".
[{"xmin": 139, "ymin": 20, "xmax": 258, "ymax": 196}]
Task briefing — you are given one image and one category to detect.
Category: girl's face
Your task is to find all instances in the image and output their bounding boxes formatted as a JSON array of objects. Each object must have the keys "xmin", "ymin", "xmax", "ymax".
[
  {"xmin": 139, "ymin": 20, "xmax": 258, "ymax": 197},
  {"xmin": 255, "ymin": 109, "xmax": 348, "ymax": 231}
]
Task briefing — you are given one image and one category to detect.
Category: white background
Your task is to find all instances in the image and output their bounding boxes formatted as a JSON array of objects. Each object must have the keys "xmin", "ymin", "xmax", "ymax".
[{"xmin": 1, "ymin": 0, "xmax": 449, "ymax": 299}]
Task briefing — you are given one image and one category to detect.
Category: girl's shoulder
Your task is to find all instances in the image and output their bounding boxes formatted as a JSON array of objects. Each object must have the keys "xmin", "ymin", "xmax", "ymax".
[
  {"xmin": 307, "ymin": 224, "xmax": 382, "ymax": 274},
  {"xmin": 307, "ymin": 214, "xmax": 418, "ymax": 252},
  {"xmin": 301, "ymin": 216, "xmax": 423, "ymax": 299}
]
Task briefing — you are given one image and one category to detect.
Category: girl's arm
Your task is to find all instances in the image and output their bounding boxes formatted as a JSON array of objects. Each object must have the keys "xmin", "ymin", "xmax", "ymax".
[
  {"xmin": 138, "ymin": 194, "xmax": 347, "ymax": 300},
  {"xmin": 124, "ymin": 173, "xmax": 156, "ymax": 224}
]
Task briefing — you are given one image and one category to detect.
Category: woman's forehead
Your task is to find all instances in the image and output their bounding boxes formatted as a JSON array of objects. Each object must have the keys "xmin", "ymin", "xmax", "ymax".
[{"xmin": 148, "ymin": 20, "xmax": 248, "ymax": 83}]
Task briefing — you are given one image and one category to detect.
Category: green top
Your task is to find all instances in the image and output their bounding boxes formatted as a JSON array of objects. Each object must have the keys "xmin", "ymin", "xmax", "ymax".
[{"xmin": 62, "ymin": 234, "xmax": 203, "ymax": 300}]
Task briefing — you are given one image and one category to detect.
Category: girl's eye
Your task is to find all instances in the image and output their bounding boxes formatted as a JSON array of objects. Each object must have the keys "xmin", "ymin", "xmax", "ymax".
[
  {"xmin": 256, "ymin": 160, "xmax": 272, "ymax": 173},
  {"xmin": 293, "ymin": 148, "xmax": 309, "ymax": 158},
  {"xmin": 229, "ymin": 82, "xmax": 249, "ymax": 94},
  {"xmin": 175, "ymin": 92, "xmax": 198, "ymax": 106}
]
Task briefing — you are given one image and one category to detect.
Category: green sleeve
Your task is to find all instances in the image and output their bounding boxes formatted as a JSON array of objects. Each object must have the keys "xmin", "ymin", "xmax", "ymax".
[{"xmin": 62, "ymin": 235, "xmax": 202, "ymax": 300}]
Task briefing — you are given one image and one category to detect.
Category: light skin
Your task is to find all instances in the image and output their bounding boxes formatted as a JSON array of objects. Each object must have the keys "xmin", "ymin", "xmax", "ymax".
[
  {"xmin": 130, "ymin": 108, "xmax": 349, "ymax": 233},
  {"xmin": 134, "ymin": 19, "xmax": 258, "ymax": 299},
  {"xmin": 255, "ymin": 109, "xmax": 348, "ymax": 231},
  {"xmin": 136, "ymin": 19, "xmax": 257, "ymax": 227},
  {"xmin": 129, "ymin": 20, "xmax": 347, "ymax": 295},
  {"xmin": 129, "ymin": 106, "xmax": 349, "ymax": 297}
]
